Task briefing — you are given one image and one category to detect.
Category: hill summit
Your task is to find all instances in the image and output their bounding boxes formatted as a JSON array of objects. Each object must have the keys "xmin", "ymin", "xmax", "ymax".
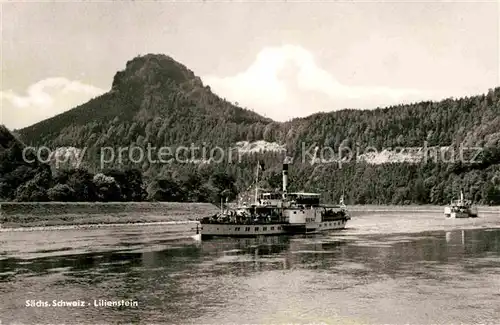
[{"xmin": 111, "ymin": 54, "xmax": 200, "ymax": 91}]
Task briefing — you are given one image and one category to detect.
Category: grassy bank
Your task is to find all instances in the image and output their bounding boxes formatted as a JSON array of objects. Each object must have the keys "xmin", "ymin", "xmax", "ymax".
[{"xmin": 0, "ymin": 202, "xmax": 219, "ymax": 228}]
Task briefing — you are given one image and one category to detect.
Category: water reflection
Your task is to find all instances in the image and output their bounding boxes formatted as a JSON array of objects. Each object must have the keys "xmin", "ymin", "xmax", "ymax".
[
  {"xmin": 2, "ymin": 229, "xmax": 500, "ymax": 283},
  {"xmin": 445, "ymin": 228, "xmax": 500, "ymax": 256},
  {"xmin": 1, "ymin": 228, "xmax": 500, "ymax": 324},
  {"xmin": 446, "ymin": 229, "xmax": 465, "ymax": 245}
]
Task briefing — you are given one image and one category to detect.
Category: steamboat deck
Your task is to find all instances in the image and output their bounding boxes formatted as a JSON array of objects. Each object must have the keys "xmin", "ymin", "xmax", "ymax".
[{"xmin": 199, "ymin": 158, "xmax": 350, "ymax": 239}]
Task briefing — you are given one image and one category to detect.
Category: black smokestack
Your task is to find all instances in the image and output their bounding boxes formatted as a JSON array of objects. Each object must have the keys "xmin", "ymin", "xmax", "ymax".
[{"xmin": 282, "ymin": 162, "xmax": 288, "ymax": 192}]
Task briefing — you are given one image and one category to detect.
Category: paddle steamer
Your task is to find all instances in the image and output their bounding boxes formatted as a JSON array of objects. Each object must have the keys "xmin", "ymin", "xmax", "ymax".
[
  {"xmin": 198, "ymin": 159, "xmax": 350, "ymax": 239},
  {"xmin": 444, "ymin": 190, "xmax": 478, "ymax": 218}
]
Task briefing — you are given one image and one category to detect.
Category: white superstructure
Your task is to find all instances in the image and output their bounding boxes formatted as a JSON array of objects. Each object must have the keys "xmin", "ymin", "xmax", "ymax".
[{"xmin": 199, "ymin": 159, "xmax": 350, "ymax": 239}]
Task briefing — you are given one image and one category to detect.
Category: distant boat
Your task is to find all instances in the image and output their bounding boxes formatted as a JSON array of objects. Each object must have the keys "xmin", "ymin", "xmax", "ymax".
[
  {"xmin": 444, "ymin": 190, "xmax": 478, "ymax": 218},
  {"xmin": 198, "ymin": 159, "xmax": 350, "ymax": 239}
]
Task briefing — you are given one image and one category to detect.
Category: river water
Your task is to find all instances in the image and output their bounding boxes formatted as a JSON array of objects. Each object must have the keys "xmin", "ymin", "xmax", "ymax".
[{"xmin": 1, "ymin": 208, "xmax": 500, "ymax": 324}]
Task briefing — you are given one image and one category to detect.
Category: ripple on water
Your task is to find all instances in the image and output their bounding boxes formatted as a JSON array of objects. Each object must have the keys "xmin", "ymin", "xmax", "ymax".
[{"xmin": 1, "ymin": 210, "xmax": 500, "ymax": 324}]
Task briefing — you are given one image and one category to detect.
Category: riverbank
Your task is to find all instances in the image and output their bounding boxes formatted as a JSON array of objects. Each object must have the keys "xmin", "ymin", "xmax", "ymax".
[
  {"xmin": 0, "ymin": 202, "xmax": 219, "ymax": 228},
  {"xmin": 1, "ymin": 202, "xmax": 498, "ymax": 229},
  {"xmin": 348, "ymin": 204, "xmax": 500, "ymax": 212},
  {"xmin": 0, "ymin": 220, "xmax": 200, "ymax": 232}
]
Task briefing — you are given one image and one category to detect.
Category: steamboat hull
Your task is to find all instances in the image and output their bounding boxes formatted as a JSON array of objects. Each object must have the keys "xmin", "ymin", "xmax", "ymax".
[
  {"xmin": 200, "ymin": 218, "xmax": 349, "ymax": 239},
  {"xmin": 283, "ymin": 218, "xmax": 349, "ymax": 234},
  {"xmin": 200, "ymin": 223, "xmax": 287, "ymax": 239},
  {"xmin": 445, "ymin": 212, "xmax": 478, "ymax": 218},
  {"xmin": 444, "ymin": 207, "xmax": 478, "ymax": 218}
]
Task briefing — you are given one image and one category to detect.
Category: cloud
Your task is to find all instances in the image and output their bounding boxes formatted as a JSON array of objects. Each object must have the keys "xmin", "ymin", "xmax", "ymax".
[
  {"xmin": 203, "ymin": 45, "xmax": 430, "ymax": 121},
  {"xmin": 1, "ymin": 77, "xmax": 105, "ymax": 129}
]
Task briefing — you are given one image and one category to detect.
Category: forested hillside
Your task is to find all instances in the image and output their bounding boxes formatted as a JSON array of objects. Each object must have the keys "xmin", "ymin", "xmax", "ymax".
[
  {"xmin": 1, "ymin": 124, "xmax": 242, "ymax": 203},
  {"xmin": 0, "ymin": 125, "xmax": 53, "ymax": 201},
  {"xmin": 4, "ymin": 53, "xmax": 500, "ymax": 205}
]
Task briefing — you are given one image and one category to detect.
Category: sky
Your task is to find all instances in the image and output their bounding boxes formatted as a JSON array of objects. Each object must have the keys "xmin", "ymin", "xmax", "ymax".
[{"xmin": 1, "ymin": 0, "xmax": 499, "ymax": 129}]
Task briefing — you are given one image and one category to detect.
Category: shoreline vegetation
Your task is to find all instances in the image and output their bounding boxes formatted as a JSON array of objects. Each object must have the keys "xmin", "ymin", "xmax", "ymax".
[{"xmin": 1, "ymin": 201, "xmax": 499, "ymax": 229}]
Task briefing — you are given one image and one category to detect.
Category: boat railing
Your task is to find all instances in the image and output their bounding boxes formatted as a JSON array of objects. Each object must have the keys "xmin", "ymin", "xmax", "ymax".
[{"xmin": 200, "ymin": 218, "xmax": 284, "ymax": 225}]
